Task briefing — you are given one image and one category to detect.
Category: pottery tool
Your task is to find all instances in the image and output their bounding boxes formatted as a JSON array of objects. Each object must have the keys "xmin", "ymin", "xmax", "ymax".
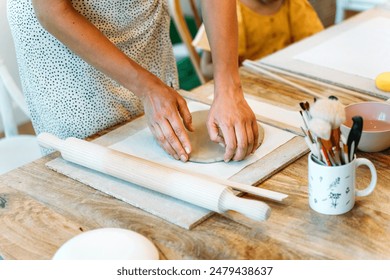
[
  {"xmin": 37, "ymin": 133, "xmax": 271, "ymax": 222},
  {"xmin": 248, "ymin": 59, "xmax": 384, "ymax": 102},
  {"xmin": 243, "ymin": 60, "xmax": 323, "ymax": 99},
  {"xmin": 185, "ymin": 170, "xmax": 288, "ymax": 202},
  {"xmin": 346, "ymin": 116, "xmax": 363, "ymax": 162}
]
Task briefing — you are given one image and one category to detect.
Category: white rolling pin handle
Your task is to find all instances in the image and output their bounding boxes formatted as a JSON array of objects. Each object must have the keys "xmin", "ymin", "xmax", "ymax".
[
  {"xmin": 37, "ymin": 132, "xmax": 65, "ymax": 151},
  {"xmin": 218, "ymin": 189, "xmax": 271, "ymax": 221}
]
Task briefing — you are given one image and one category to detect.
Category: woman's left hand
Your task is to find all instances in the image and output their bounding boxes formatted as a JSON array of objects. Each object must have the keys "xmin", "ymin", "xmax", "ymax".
[{"xmin": 207, "ymin": 87, "xmax": 259, "ymax": 162}]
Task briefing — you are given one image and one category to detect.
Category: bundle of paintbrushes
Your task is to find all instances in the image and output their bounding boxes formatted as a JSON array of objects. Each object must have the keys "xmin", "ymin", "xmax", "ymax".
[{"xmin": 299, "ymin": 96, "xmax": 359, "ymax": 166}]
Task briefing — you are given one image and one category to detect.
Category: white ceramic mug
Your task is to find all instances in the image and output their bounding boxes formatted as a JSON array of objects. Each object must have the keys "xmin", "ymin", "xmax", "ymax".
[{"xmin": 308, "ymin": 153, "xmax": 377, "ymax": 215}]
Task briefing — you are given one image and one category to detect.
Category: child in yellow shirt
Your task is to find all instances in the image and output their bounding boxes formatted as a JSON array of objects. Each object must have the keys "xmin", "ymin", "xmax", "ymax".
[{"xmin": 194, "ymin": 0, "xmax": 324, "ymax": 79}]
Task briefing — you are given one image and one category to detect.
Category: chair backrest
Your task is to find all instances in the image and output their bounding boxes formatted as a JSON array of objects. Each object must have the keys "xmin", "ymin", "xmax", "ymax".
[
  {"xmin": 168, "ymin": 0, "xmax": 207, "ymax": 84},
  {"xmin": 0, "ymin": 0, "xmax": 30, "ymax": 137},
  {"xmin": 0, "ymin": 62, "xmax": 31, "ymax": 136},
  {"xmin": 0, "ymin": 3, "xmax": 42, "ymax": 175},
  {"xmin": 0, "ymin": 62, "xmax": 43, "ymax": 177}
]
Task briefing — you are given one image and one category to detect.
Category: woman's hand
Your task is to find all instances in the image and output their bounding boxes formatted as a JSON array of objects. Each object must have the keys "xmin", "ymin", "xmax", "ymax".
[
  {"xmin": 32, "ymin": 0, "xmax": 194, "ymax": 161},
  {"xmin": 141, "ymin": 80, "xmax": 193, "ymax": 162},
  {"xmin": 200, "ymin": 0, "xmax": 258, "ymax": 162},
  {"xmin": 207, "ymin": 87, "xmax": 259, "ymax": 162}
]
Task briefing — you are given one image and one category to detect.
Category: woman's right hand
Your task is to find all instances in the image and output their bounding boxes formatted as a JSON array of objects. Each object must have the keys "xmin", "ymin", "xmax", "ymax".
[
  {"xmin": 32, "ymin": 1, "xmax": 193, "ymax": 161},
  {"xmin": 141, "ymin": 79, "xmax": 193, "ymax": 162}
]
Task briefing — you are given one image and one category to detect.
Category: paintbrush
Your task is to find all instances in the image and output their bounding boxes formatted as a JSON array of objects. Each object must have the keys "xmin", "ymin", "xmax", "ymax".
[
  {"xmin": 346, "ymin": 116, "xmax": 363, "ymax": 162},
  {"xmin": 299, "ymin": 102, "xmax": 320, "ymax": 159},
  {"xmin": 327, "ymin": 96, "xmax": 345, "ymax": 139},
  {"xmin": 301, "ymin": 126, "xmax": 320, "ymax": 159},
  {"xmin": 308, "ymin": 117, "xmax": 333, "ymax": 166},
  {"xmin": 300, "ymin": 102, "xmax": 312, "ymax": 121},
  {"xmin": 299, "ymin": 110, "xmax": 315, "ymax": 143},
  {"xmin": 329, "ymin": 97, "xmax": 345, "ymax": 165},
  {"xmin": 310, "ymin": 97, "xmax": 345, "ymax": 165}
]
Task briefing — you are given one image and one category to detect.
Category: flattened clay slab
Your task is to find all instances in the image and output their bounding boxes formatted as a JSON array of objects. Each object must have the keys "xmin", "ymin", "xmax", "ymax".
[{"xmin": 188, "ymin": 110, "xmax": 264, "ymax": 163}]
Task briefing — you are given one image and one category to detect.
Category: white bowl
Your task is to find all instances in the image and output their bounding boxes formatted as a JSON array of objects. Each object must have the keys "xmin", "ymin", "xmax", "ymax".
[
  {"xmin": 52, "ymin": 228, "xmax": 159, "ymax": 260},
  {"xmin": 341, "ymin": 102, "xmax": 390, "ymax": 152}
]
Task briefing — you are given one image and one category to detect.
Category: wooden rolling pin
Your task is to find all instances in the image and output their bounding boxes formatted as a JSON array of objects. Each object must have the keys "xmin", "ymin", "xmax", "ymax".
[{"xmin": 38, "ymin": 133, "xmax": 271, "ymax": 221}]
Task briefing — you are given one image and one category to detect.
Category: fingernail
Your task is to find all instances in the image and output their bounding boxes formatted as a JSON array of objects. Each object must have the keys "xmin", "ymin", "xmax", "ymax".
[
  {"xmin": 173, "ymin": 154, "xmax": 179, "ymax": 160},
  {"xmin": 224, "ymin": 158, "xmax": 231, "ymax": 163},
  {"xmin": 180, "ymin": 155, "xmax": 188, "ymax": 162},
  {"xmin": 185, "ymin": 147, "xmax": 191, "ymax": 154}
]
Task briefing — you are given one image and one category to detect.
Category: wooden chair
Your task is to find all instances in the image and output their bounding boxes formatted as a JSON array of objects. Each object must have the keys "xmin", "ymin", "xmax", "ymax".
[
  {"xmin": 0, "ymin": 2, "xmax": 41, "ymax": 175},
  {"xmin": 168, "ymin": 0, "xmax": 207, "ymax": 84},
  {"xmin": 335, "ymin": 0, "xmax": 388, "ymax": 24}
]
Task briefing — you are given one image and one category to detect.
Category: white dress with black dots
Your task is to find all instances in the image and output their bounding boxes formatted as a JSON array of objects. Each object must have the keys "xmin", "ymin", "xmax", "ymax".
[{"xmin": 7, "ymin": 0, "xmax": 178, "ymax": 143}]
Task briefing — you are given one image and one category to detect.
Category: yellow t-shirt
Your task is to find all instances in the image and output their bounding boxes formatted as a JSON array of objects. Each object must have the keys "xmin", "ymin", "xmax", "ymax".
[{"xmin": 237, "ymin": 0, "xmax": 324, "ymax": 60}]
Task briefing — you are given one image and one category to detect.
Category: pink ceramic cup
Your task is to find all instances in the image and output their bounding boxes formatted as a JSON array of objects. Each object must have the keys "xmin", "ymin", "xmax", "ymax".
[{"xmin": 341, "ymin": 102, "xmax": 390, "ymax": 152}]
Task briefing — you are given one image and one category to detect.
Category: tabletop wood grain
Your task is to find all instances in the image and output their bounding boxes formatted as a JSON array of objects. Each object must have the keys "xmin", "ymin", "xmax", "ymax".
[{"xmin": 0, "ymin": 67, "xmax": 389, "ymax": 260}]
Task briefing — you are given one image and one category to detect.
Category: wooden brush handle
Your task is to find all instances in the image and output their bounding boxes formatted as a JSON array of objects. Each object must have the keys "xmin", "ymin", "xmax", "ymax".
[
  {"xmin": 331, "ymin": 128, "xmax": 341, "ymax": 151},
  {"xmin": 38, "ymin": 133, "xmax": 271, "ymax": 221}
]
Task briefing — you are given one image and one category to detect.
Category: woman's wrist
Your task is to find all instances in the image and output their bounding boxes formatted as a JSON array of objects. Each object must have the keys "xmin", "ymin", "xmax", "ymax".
[
  {"xmin": 213, "ymin": 72, "xmax": 243, "ymax": 99},
  {"xmin": 118, "ymin": 59, "xmax": 160, "ymax": 100}
]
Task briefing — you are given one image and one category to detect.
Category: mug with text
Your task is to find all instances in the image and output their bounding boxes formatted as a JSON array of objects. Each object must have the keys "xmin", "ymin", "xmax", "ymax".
[{"xmin": 308, "ymin": 153, "xmax": 377, "ymax": 215}]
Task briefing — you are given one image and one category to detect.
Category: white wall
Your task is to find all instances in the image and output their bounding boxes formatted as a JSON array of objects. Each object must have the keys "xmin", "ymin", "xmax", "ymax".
[{"xmin": 0, "ymin": 0, "xmax": 29, "ymax": 134}]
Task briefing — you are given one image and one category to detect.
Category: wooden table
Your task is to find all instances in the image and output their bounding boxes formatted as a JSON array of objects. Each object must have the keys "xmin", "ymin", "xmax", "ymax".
[{"xmin": 0, "ymin": 67, "xmax": 389, "ymax": 260}]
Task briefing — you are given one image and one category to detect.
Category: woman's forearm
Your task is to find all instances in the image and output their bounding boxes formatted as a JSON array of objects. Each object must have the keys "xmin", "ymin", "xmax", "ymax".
[
  {"xmin": 31, "ymin": 0, "xmax": 194, "ymax": 162},
  {"xmin": 32, "ymin": 0, "xmax": 155, "ymax": 98},
  {"xmin": 199, "ymin": 0, "xmax": 258, "ymax": 162},
  {"xmin": 200, "ymin": 0, "xmax": 241, "ymax": 95}
]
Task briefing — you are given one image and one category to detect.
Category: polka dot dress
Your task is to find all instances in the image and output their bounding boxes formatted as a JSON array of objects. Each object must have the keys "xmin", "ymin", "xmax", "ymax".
[{"xmin": 7, "ymin": 0, "xmax": 178, "ymax": 145}]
